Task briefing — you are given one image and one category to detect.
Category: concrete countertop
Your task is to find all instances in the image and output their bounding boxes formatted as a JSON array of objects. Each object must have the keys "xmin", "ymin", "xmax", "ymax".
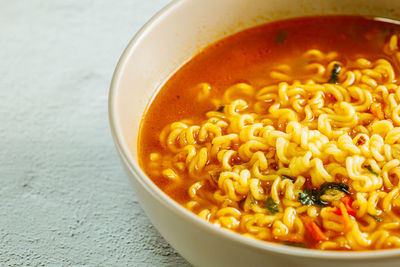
[{"xmin": 0, "ymin": 0, "xmax": 190, "ymax": 266}]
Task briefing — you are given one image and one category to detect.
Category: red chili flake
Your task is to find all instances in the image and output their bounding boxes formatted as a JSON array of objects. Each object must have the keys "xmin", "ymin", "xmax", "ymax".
[{"xmin": 356, "ymin": 136, "xmax": 366, "ymax": 146}]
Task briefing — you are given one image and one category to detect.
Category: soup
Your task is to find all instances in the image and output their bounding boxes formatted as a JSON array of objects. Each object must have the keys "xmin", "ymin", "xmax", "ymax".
[{"xmin": 138, "ymin": 16, "xmax": 400, "ymax": 250}]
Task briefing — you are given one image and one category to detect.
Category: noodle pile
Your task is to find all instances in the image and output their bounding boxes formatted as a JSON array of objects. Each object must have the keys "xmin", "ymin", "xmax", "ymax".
[{"xmin": 146, "ymin": 34, "xmax": 400, "ymax": 250}]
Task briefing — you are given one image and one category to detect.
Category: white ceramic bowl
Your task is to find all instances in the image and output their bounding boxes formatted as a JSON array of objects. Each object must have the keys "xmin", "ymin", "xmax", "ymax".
[{"xmin": 109, "ymin": 0, "xmax": 400, "ymax": 266}]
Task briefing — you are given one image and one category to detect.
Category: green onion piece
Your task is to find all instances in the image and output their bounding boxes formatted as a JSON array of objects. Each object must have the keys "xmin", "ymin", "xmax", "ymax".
[
  {"xmin": 282, "ymin": 175, "xmax": 294, "ymax": 182},
  {"xmin": 328, "ymin": 63, "xmax": 341, "ymax": 84},
  {"xmin": 264, "ymin": 197, "xmax": 279, "ymax": 215},
  {"xmin": 299, "ymin": 189, "xmax": 314, "ymax": 206},
  {"xmin": 368, "ymin": 214, "xmax": 382, "ymax": 222},
  {"xmin": 365, "ymin": 165, "xmax": 379, "ymax": 176}
]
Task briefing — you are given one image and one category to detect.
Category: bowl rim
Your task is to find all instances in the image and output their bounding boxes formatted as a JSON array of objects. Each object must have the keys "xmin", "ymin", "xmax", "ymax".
[{"xmin": 109, "ymin": 0, "xmax": 400, "ymax": 260}]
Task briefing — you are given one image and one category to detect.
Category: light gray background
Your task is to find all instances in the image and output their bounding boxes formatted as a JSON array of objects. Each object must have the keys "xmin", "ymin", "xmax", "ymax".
[{"xmin": 0, "ymin": 0, "xmax": 191, "ymax": 266}]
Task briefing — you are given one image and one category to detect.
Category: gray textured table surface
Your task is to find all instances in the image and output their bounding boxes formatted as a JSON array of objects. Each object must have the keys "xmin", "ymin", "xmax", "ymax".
[{"xmin": 0, "ymin": 1, "xmax": 191, "ymax": 266}]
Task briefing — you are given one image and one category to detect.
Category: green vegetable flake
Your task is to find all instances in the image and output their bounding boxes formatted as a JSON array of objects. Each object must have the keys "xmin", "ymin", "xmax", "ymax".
[
  {"xmin": 217, "ymin": 105, "xmax": 224, "ymax": 112},
  {"xmin": 369, "ymin": 214, "xmax": 383, "ymax": 222},
  {"xmin": 264, "ymin": 197, "xmax": 279, "ymax": 215},
  {"xmin": 299, "ymin": 189, "xmax": 314, "ymax": 206},
  {"xmin": 328, "ymin": 63, "xmax": 341, "ymax": 84},
  {"xmin": 319, "ymin": 182, "xmax": 350, "ymax": 195},
  {"xmin": 365, "ymin": 165, "xmax": 379, "ymax": 176},
  {"xmin": 282, "ymin": 175, "xmax": 295, "ymax": 182},
  {"xmin": 298, "ymin": 182, "xmax": 350, "ymax": 207}
]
